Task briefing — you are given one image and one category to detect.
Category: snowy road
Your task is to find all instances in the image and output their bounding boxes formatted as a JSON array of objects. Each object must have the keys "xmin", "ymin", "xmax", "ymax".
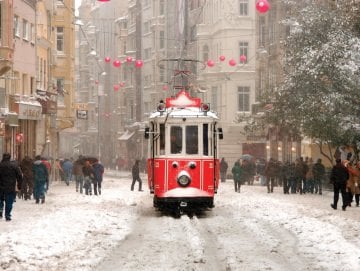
[{"xmin": 0, "ymin": 171, "xmax": 359, "ymax": 271}]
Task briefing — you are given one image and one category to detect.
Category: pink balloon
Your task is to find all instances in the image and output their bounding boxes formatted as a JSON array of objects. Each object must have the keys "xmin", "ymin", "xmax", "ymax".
[
  {"xmin": 104, "ymin": 56, "xmax": 111, "ymax": 63},
  {"xmin": 126, "ymin": 56, "xmax": 133, "ymax": 63},
  {"xmin": 207, "ymin": 59, "xmax": 215, "ymax": 67},
  {"xmin": 229, "ymin": 59, "xmax": 236, "ymax": 66},
  {"xmin": 219, "ymin": 55, "xmax": 226, "ymax": 62},
  {"xmin": 162, "ymin": 85, "xmax": 168, "ymax": 91},
  {"xmin": 113, "ymin": 60, "xmax": 121, "ymax": 68},
  {"xmin": 120, "ymin": 82, "xmax": 125, "ymax": 87},
  {"xmin": 256, "ymin": 0, "xmax": 270, "ymax": 14},
  {"xmin": 135, "ymin": 59, "xmax": 143, "ymax": 68},
  {"xmin": 240, "ymin": 55, "xmax": 247, "ymax": 63},
  {"xmin": 113, "ymin": 84, "xmax": 120, "ymax": 91}
]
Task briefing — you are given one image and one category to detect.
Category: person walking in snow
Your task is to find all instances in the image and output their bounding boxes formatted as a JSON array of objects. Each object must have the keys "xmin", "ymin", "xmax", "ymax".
[
  {"xmin": 312, "ymin": 158, "xmax": 325, "ymax": 195},
  {"xmin": 265, "ymin": 158, "xmax": 277, "ymax": 193},
  {"xmin": 62, "ymin": 158, "xmax": 73, "ymax": 186},
  {"xmin": 330, "ymin": 159, "xmax": 349, "ymax": 211},
  {"xmin": 82, "ymin": 160, "xmax": 95, "ymax": 196},
  {"xmin": 33, "ymin": 155, "xmax": 48, "ymax": 204},
  {"xmin": 73, "ymin": 156, "xmax": 84, "ymax": 193},
  {"xmin": 0, "ymin": 153, "xmax": 23, "ymax": 221},
  {"xmin": 220, "ymin": 157, "xmax": 228, "ymax": 183},
  {"xmin": 232, "ymin": 160, "xmax": 242, "ymax": 193},
  {"xmin": 131, "ymin": 160, "xmax": 143, "ymax": 191},
  {"xmin": 92, "ymin": 159, "xmax": 104, "ymax": 195},
  {"xmin": 20, "ymin": 156, "xmax": 34, "ymax": 200}
]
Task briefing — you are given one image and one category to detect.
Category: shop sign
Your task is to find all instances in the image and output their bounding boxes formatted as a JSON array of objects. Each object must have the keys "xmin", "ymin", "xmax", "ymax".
[
  {"xmin": 77, "ymin": 110, "xmax": 88, "ymax": 119},
  {"xmin": 0, "ymin": 118, "xmax": 5, "ymax": 137},
  {"xmin": 17, "ymin": 102, "xmax": 42, "ymax": 120}
]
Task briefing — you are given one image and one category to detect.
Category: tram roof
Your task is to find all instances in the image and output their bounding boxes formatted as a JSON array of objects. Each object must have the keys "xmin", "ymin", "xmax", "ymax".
[{"xmin": 148, "ymin": 107, "xmax": 219, "ymax": 120}]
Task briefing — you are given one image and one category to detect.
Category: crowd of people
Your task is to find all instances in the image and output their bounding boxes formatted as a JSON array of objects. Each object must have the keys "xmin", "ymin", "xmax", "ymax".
[
  {"xmin": 0, "ymin": 153, "xmax": 105, "ymax": 221},
  {"xmin": 221, "ymin": 155, "xmax": 360, "ymax": 211}
]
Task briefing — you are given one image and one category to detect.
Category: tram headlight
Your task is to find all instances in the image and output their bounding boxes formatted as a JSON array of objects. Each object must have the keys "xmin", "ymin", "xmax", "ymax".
[
  {"xmin": 189, "ymin": 161, "xmax": 196, "ymax": 169},
  {"xmin": 177, "ymin": 171, "xmax": 191, "ymax": 187}
]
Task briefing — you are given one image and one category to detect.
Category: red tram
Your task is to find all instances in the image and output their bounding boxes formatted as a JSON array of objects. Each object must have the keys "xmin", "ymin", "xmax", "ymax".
[{"xmin": 144, "ymin": 90, "xmax": 223, "ymax": 213}]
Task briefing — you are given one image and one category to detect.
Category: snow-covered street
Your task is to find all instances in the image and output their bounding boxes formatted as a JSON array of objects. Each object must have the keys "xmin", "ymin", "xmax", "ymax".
[{"xmin": 0, "ymin": 171, "xmax": 359, "ymax": 271}]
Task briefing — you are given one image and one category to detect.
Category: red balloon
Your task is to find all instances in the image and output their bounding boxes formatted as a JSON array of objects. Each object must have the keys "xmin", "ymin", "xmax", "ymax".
[
  {"xmin": 113, "ymin": 84, "xmax": 120, "ymax": 91},
  {"xmin": 207, "ymin": 59, "xmax": 215, "ymax": 67},
  {"xmin": 240, "ymin": 55, "xmax": 247, "ymax": 63},
  {"xmin": 229, "ymin": 59, "xmax": 237, "ymax": 66},
  {"xmin": 256, "ymin": 0, "xmax": 270, "ymax": 14},
  {"xmin": 113, "ymin": 60, "xmax": 121, "ymax": 68},
  {"xmin": 219, "ymin": 55, "xmax": 226, "ymax": 62},
  {"xmin": 135, "ymin": 59, "xmax": 143, "ymax": 68},
  {"xmin": 126, "ymin": 56, "xmax": 133, "ymax": 63},
  {"xmin": 104, "ymin": 56, "xmax": 111, "ymax": 63}
]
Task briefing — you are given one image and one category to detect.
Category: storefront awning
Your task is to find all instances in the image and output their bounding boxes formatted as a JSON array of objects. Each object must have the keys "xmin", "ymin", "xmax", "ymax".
[{"xmin": 118, "ymin": 130, "xmax": 135, "ymax": 141}]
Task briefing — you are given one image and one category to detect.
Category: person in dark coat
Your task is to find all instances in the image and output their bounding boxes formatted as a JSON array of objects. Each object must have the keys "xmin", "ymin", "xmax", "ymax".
[
  {"xmin": 33, "ymin": 155, "xmax": 49, "ymax": 204},
  {"xmin": 92, "ymin": 160, "xmax": 104, "ymax": 195},
  {"xmin": 220, "ymin": 157, "xmax": 229, "ymax": 183},
  {"xmin": 20, "ymin": 156, "xmax": 34, "ymax": 200},
  {"xmin": 73, "ymin": 156, "xmax": 84, "ymax": 193},
  {"xmin": 83, "ymin": 160, "xmax": 95, "ymax": 196},
  {"xmin": 232, "ymin": 160, "xmax": 242, "ymax": 192},
  {"xmin": 131, "ymin": 160, "xmax": 143, "ymax": 191},
  {"xmin": 312, "ymin": 158, "xmax": 325, "ymax": 195},
  {"xmin": 265, "ymin": 158, "xmax": 277, "ymax": 193},
  {"xmin": 0, "ymin": 153, "xmax": 23, "ymax": 221},
  {"xmin": 330, "ymin": 158, "xmax": 349, "ymax": 211}
]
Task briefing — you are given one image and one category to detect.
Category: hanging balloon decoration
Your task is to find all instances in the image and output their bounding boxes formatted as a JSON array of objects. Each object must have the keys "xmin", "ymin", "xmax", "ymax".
[
  {"xmin": 207, "ymin": 59, "xmax": 215, "ymax": 67},
  {"xmin": 228, "ymin": 59, "xmax": 237, "ymax": 66},
  {"xmin": 219, "ymin": 55, "xmax": 226, "ymax": 62},
  {"xmin": 126, "ymin": 56, "xmax": 133, "ymax": 63},
  {"xmin": 162, "ymin": 85, "xmax": 168, "ymax": 91},
  {"xmin": 113, "ymin": 60, "xmax": 121, "ymax": 68},
  {"xmin": 104, "ymin": 56, "xmax": 111, "ymax": 63},
  {"xmin": 256, "ymin": 0, "xmax": 270, "ymax": 14},
  {"xmin": 240, "ymin": 55, "xmax": 247, "ymax": 63},
  {"xmin": 119, "ymin": 82, "xmax": 125, "ymax": 87},
  {"xmin": 113, "ymin": 84, "xmax": 120, "ymax": 91},
  {"xmin": 134, "ymin": 59, "xmax": 143, "ymax": 68}
]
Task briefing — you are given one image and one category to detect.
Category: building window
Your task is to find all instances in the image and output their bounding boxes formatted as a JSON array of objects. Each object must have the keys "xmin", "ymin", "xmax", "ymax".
[
  {"xmin": 202, "ymin": 45, "xmax": 209, "ymax": 62},
  {"xmin": 239, "ymin": 41, "xmax": 249, "ymax": 63},
  {"xmin": 239, "ymin": 0, "xmax": 249, "ymax": 16},
  {"xmin": 56, "ymin": 27, "xmax": 64, "ymax": 52},
  {"xmin": 14, "ymin": 15, "xmax": 20, "ymax": 37},
  {"xmin": 144, "ymin": 48, "xmax": 151, "ymax": 60},
  {"xmin": 56, "ymin": 78, "xmax": 65, "ymax": 105},
  {"xmin": 159, "ymin": 30, "xmax": 165, "ymax": 49},
  {"xmin": 160, "ymin": 0, "xmax": 165, "ymax": 15},
  {"xmin": 159, "ymin": 64, "xmax": 165, "ymax": 82},
  {"xmin": 238, "ymin": 86, "xmax": 250, "ymax": 112},
  {"xmin": 22, "ymin": 19, "xmax": 29, "ymax": 40}
]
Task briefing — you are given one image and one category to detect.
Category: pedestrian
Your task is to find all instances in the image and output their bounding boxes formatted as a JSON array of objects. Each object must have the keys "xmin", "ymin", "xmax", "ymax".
[
  {"xmin": 306, "ymin": 158, "xmax": 314, "ymax": 193},
  {"xmin": 231, "ymin": 160, "xmax": 242, "ymax": 193},
  {"xmin": 0, "ymin": 153, "xmax": 23, "ymax": 221},
  {"xmin": 265, "ymin": 158, "xmax": 277, "ymax": 193},
  {"xmin": 131, "ymin": 160, "xmax": 143, "ymax": 191},
  {"xmin": 220, "ymin": 157, "xmax": 228, "ymax": 182},
  {"xmin": 345, "ymin": 161, "xmax": 360, "ymax": 207},
  {"xmin": 82, "ymin": 160, "xmax": 94, "ymax": 196},
  {"xmin": 92, "ymin": 159, "xmax": 104, "ymax": 195},
  {"xmin": 62, "ymin": 158, "xmax": 73, "ymax": 186},
  {"xmin": 19, "ymin": 156, "xmax": 34, "ymax": 200},
  {"xmin": 73, "ymin": 156, "xmax": 84, "ymax": 193},
  {"xmin": 33, "ymin": 155, "xmax": 49, "ymax": 204},
  {"xmin": 312, "ymin": 158, "xmax": 325, "ymax": 195},
  {"xmin": 330, "ymin": 158, "xmax": 349, "ymax": 211}
]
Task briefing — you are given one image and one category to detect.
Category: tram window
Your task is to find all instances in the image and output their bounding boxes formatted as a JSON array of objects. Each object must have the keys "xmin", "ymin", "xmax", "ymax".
[
  {"xmin": 186, "ymin": 126, "xmax": 198, "ymax": 154},
  {"xmin": 170, "ymin": 126, "xmax": 182, "ymax": 154},
  {"xmin": 203, "ymin": 124, "xmax": 209, "ymax": 156},
  {"xmin": 160, "ymin": 124, "xmax": 165, "ymax": 154}
]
